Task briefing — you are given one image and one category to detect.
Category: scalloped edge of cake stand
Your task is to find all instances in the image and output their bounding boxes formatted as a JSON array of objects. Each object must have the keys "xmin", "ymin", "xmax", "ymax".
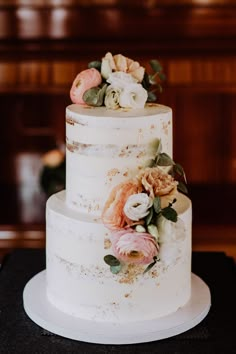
[{"xmin": 23, "ymin": 271, "xmax": 211, "ymax": 345}]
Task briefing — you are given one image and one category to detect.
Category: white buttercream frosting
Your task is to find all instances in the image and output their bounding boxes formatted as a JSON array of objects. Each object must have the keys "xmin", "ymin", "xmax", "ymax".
[{"xmin": 45, "ymin": 103, "xmax": 192, "ymax": 324}]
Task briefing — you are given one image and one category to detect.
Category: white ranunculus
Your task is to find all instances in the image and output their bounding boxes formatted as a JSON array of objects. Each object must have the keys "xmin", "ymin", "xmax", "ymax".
[
  {"xmin": 119, "ymin": 83, "xmax": 148, "ymax": 109},
  {"xmin": 124, "ymin": 193, "xmax": 153, "ymax": 221},
  {"xmin": 107, "ymin": 71, "xmax": 137, "ymax": 88},
  {"xmin": 104, "ymin": 86, "xmax": 121, "ymax": 109}
]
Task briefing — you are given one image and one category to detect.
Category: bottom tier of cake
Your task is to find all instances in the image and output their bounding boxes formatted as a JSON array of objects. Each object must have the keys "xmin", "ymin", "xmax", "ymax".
[{"xmin": 46, "ymin": 191, "xmax": 192, "ymax": 323}]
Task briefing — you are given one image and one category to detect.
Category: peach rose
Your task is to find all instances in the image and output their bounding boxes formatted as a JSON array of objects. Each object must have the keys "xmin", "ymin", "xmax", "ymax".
[
  {"xmin": 101, "ymin": 179, "xmax": 143, "ymax": 230},
  {"xmin": 42, "ymin": 149, "xmax": 64, "ymax": 168},
  {"xmin": 70, "ymin": 68, "xmax": 102, "ymax": 104},
  {"xmin": 111, "ymin": 228, "xmax": 159, "ymax": 265},
  {"xmin": 139, "ymin": 167, "xmax": 178, "ymax": 208},
  {"xmin": 102, "ymin": 52, "xmax": 145, "ymax": 83}
]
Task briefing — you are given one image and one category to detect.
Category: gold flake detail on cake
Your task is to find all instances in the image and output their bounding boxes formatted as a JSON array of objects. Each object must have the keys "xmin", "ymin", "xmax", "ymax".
[
  {"xmin": 118, "ymin": 264, "xmax": 145, "ymax": 284},
  {"xmin": 124, "ymin": 292, "xmax": 132, "ymax": 298},
  {"xmin": 66, "ymin": 143, "xmax": 76, "ymax": 153},
  {"xmin": 66, "ymin": 117, "xmax": 75, "ymax": 125},
  {"xmin": 162, "ymin": 121, "xmax": 170, "ymax": 135},
  {"xmin": 107, "ymin": 168, "xmax": 120, "ymax": 177},
  {"xmin": 104, "ymin": 238, "xmax": 112, "ymax": 250}
]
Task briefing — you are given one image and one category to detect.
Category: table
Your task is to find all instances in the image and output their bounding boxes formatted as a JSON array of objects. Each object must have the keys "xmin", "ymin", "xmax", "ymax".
[{"xmin": 0, "ymin": 249, "xmax": 236, "ymax": 354}]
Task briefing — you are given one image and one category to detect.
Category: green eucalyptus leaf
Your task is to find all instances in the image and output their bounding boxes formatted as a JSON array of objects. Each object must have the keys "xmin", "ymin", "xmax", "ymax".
[
  {"xmin": 149, "ymin": 138, "xmax": 160, "ymax": 154},
  {"xmin": 88, "ymin": 60, "xmax": 101, "ymax": 70},
  {"xmin": 145, "ymin": 207, "xmax": 154, "ymax": 226},
  {"xmin": 147, "ymin": 224, "xmax": 159, "ymax": 239},
  {"xmin": 143, "ymin": 256, "xmax": 157, "ymax": 274},
  {"xmin": 149, "ymin": 74, "xmax": 158, "ymax": 85},
  {"xmin": 173, "ymin": 163, "xmax": 185, "ymax": 177},
  {"xmin": 153, "ymin": 196, "xmax": 161, "ymax": 214},
  {"xmin": 177, "ymin": 181, "xmax": 188, "ymax": 194},
  {"xmin": 161, "ymin": 207, "xmax": 178, "ymax": 222},
  {"xmin": 104, "ymin": 255, "xmax": 120, "ymax": 267},
  {"xmin": 158, "ymin": 72, "xmax": 166, "ymax": 81},
  {"xmin": 156, "ymin": 153, "xmax": 174, "ymax": 167},
  {"xmin": 110, "ymin": 264, "xmax": 122, "ymax": 274},
  {"xmin": 147, "ymin": 159, "xmax": 156, "ymax": 168},
  {"xmin": 142, "ymin": 72, "xmax": 151, "ymax": 90},
  {"xmin": 149, "ymin": 59, "xmax": 163, "ymax": 73},
  {"xmin": 147, "ymin": 91, "xmax": 157, "ymax": 102},
  {"xmin": 83, "ymin": 84, "xmax": 107, "ymax": 107}
]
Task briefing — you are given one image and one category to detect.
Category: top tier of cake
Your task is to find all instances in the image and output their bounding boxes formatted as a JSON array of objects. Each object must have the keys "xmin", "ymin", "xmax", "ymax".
[{"xmin": 66, "ymin": 103, "xmax": 172, "ymax": 217}]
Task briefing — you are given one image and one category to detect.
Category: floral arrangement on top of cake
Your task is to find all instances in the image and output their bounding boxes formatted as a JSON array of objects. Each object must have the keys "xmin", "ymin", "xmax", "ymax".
[
  {"xmin": 102, "ymin": 144, "xmax": 188, "ymax": 275},
  {"xmin": 70, "ymin": 52, "xmax": 165, "ymax": 109}
]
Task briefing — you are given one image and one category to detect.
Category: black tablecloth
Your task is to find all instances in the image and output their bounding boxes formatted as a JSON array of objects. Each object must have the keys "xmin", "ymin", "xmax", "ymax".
[{"xmin": 0, "ymin": 249, "xmax": 236, "ymax": 354}]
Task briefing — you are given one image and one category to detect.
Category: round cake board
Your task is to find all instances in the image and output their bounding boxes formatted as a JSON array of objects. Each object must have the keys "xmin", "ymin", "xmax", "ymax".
[{"xmin": 23, "ymin": 271, "xmax": 211, "ymax": 345}]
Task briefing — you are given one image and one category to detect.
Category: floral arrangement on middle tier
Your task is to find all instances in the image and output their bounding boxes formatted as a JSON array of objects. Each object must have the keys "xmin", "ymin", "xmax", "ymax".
[
  {"xmin": 101, "ymin": 147, "xmax": 187, "ymax": 275},
  {"xmin": 70, "ymin": 52, "xmax": 165, "ymax": 109}
]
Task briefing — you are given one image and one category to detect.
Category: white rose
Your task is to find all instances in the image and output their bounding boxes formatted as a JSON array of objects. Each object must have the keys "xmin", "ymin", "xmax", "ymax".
[
  {"xmin": 104, "ymin": 86, "xmax": 121, "ymax": 109},
  {"xmin": 107, "ymin": 71, "xmax": 137, "ymax": 88},
  {"xmin": 119, "ymin": 83, "xmax": 148, "ymax": 109},
  {"xmin": 124, "ymin": 193, "xmax": 153, "ymax": 221}
]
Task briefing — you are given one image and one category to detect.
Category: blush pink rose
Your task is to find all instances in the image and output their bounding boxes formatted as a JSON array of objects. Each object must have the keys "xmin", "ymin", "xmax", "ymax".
[
  {"xmin": 70, "ymin": 68, "xmax": 102, "ymax": 104},
  {"xmin": 101, "ymin": 179, "xmax": 143, "ymax": 230},
  {"xmin": 102, "ymin": 52, "xmax": 145, "ymax": 83},
  {"xmin": 111, "ymin": 228, "xmax": 159, "ymax": 265},
  {"xmin": 139, "ymin": 167, "xmax": 178, "ymax": 208}
]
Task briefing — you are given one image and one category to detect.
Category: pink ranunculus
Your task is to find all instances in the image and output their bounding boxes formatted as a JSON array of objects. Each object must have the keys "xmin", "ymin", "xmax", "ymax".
[
  {"xmin": 70, "ymin": 68, "xmax": 102, "ymax": 104},
  {"xmin": 101, "ymin": 179, "xmax": 143, "ymax": 230},
  {"xmin": 111, "ymin": 228, "xmax": 159, "ymax": 265}
]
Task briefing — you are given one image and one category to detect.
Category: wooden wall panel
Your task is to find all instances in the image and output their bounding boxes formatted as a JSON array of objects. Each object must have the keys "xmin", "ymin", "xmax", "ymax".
[{"xmin": 173, "ymin": 93, "xmax": 224, "ymax": 183}]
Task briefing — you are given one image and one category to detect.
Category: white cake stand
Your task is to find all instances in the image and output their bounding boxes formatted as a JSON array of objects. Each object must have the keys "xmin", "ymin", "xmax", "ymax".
[{"xmin": 23, "ymin": 271, "xmax": 211, "ymax": 345}]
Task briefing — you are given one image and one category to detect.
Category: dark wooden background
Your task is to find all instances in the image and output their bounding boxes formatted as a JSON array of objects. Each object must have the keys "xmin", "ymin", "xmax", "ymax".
[{"xmin": 0, "ymin": 0, "xmax": 236, "ymax": 260}]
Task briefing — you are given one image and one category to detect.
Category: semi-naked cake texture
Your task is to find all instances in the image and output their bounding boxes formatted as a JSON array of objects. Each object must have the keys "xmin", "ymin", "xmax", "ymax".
[
  {"xmin": 46, "ymin": 52, "xmax": 192, "ymax": 323},
  {"xmin": 65, "ymin": 104, "xmax": 172, "ymax": 215}
]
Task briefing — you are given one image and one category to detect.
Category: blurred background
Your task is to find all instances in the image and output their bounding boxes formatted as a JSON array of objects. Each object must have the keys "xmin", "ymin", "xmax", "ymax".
[{"xmin": 0, "ymin": 0, "xmax": 235, "ymax": 260}]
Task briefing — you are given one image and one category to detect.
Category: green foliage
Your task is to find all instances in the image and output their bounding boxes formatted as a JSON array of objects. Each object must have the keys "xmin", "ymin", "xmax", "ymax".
[
  {"xmin": 83, "ymin": 84, "xmax": 107, "ymax": 107},
  {"xmin": 88, "ymin": 60, "xmax": 101, "ymax": 71},
  {"xmin": 147, "ymin": 91, "xmax": 157, "ymax": 102},
  {"xmin": 153, "ymin": 196, "xmax": 161, "ymax": 214},
  {"xmin": 152, "ymin": 150, "xmax": 188, "ymax": 195},
  {"xmin": 145, "ymin": 207, "xmax": 154, "ymax": 226},
  {"xmin": 110, "ymin": 264, "xmax": 122, "ymax": 274},
  {"xmin": 156, "ymin": 153, "xmax": 174, "ymax": 167},
  {"xmin": 161, "ymin": 205, "xmax": 178, "ymax": 222},
  {"xmin": 143, "ymin": 256, "xmax": 158, "ymax": 274},
  {"xmin": 104, "ymin": 254, "xmax": 120, "ymax": 267},
  {"xmin": 177, "ymin": 181, "xmax": 188, "ymax": 194},
  {"xmin": 145, "ymin": 59, "xmax": 166, "ymax": 101}
]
